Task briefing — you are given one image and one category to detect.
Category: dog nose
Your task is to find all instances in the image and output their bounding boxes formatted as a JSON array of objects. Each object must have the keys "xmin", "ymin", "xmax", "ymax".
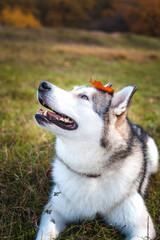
[{"xmin": 39, "ymin": 81, "xmax": 51, "ymax": 92}]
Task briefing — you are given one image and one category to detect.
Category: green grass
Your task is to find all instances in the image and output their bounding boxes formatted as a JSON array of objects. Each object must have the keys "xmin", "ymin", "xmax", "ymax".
[{"xmin": 0, "ymin": 27, "xmax": 160, "ymax": 240}]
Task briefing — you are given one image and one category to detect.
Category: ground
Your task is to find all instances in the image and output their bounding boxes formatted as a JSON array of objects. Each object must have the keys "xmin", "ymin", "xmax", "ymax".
[{"xmin": 0, "ymin": 27, "xmax": 160, "ymax": 240}]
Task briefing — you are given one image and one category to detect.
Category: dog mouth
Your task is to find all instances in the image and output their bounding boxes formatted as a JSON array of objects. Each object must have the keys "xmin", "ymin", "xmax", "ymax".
[{"xmin": 35, "ymin": 102, "xmax": 78, "ymax": 131}]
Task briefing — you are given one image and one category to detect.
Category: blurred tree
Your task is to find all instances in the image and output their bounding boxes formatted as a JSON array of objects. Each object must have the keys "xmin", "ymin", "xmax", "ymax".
[
  {"xmin": 112, "ymin": 0, "xmax": 160, "ymax": 37},
  {"xmin": 90, "ymin": 0, "xmax": 127, "ymax": 31},
  {"xmin": 35, "ymin": 0, "xmax": 95, "ymax": 27},
  {"xmin": 0, "ymin": 7, "xmax": 41, "ymax": 27},
  {"xmin": 0, "ymin": 0, "xmax": 159, "ymax": 37},
  {"xmin": 93, "ymin": 0, "xmax": 112, "ymax": 18},
  {"xmin": 0, "ymin": 0, "xmax": 39, "ymax": 16},
  {"xmin": 34, "ymin": 0, "xmax": 53, "ymax": 25}
]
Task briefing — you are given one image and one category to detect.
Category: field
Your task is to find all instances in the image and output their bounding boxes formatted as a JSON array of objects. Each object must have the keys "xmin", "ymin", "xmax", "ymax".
[{"xmin": 0, "ymin": 27, "xmax": 160, "ymax": 240}]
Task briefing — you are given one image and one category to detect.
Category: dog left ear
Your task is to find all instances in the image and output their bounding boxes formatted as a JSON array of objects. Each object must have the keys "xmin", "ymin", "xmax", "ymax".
[{"xmin": 111, "ymin": 85, "xmax": 137, "ymax": 116}]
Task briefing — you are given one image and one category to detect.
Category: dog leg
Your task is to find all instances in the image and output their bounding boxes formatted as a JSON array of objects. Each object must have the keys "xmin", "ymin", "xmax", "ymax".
[
  {"xmin": 36, "ymin": 208, "xmax": 66, "ymax": 240},
  {"xmin": 104, "ymin": 193, "xmax": 156, "ymax": 240},
  {"xmin": 36, "ymin": 197, "xmax": 66, "ymax": 240}
]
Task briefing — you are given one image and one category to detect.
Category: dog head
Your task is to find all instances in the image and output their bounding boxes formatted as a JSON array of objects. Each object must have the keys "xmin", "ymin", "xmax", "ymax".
[{"xmin": 35, "ymin": 81, "xmax": 137, "ymax": 141}]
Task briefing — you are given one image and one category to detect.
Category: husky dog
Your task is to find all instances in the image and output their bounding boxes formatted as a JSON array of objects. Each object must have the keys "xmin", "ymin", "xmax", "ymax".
[{"xmin": 35, "ymin": 81, "xmax": 159, "ymax": 240}]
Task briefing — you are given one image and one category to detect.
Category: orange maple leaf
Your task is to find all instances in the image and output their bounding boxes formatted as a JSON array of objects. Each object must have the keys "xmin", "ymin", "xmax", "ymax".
[{"xmin": 90, "ymin": 78, "xmax": 114, "ymax": 93}]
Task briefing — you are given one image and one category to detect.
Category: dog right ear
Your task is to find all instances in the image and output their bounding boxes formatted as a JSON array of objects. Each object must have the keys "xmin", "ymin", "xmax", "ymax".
[
  {"xmin": 104, "ymin": 83, "xmax": 112, "ymax": 88},
  {"xmin": 111, "ymin": 85, "xmax": 137, "ymax": 116}
]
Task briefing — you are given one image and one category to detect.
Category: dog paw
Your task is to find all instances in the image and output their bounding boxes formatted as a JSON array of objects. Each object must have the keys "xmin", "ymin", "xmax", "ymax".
[
  {"xmin": 36, "ymin": 221, "xmax": 59, "ymax": 240},
  {"xmin": 36, "ymin": 231, "xmax": 58, "ymax": 240},
  {"xmin": 36, "ymin": 233, "xmax": 58, "ymax": 240}
]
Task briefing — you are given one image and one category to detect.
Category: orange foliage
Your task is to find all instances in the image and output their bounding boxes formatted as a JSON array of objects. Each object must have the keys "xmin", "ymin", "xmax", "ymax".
[
  {"xmin": 44, "ymin": 0, "xmax": 95, "ymax": 27},
  {"xmin": 90, "ymin": 78, "xmax": 114, "ymax": 93},
  {"xmin": 0, "ymin": 7, "xmax": 41, "ymax": 28},
  {"xmin": 112, "ymin": 0, "xmax": 160, "ymax": 37},
  {"xmin": 0, "ymin": 0, "xmax": 159, "ymax": 36}
]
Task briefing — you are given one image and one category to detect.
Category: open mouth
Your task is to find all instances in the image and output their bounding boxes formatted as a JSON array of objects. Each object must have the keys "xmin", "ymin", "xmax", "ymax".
[{"xmin": 35, "ymin": 104, "xmax": 78, "ymax": 131}]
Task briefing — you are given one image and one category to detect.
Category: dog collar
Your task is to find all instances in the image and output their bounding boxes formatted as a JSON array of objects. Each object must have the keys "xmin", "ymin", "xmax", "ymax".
[
  {"xmin": 46, "ymin": 158, "xmax": 101, "ymax": 179},
  {"xmin": 58, "ymin": 157, "xmax": 101, "ymax": 178},
  {"xmin": 46, "ymin": 165, "xmax": 53, "ymax": 179}
]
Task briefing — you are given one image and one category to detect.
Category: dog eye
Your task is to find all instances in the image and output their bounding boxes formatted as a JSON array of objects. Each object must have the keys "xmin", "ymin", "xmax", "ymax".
[{"xmin": 81, "ymin": 95, "xmax": 89, "ymax": 100}]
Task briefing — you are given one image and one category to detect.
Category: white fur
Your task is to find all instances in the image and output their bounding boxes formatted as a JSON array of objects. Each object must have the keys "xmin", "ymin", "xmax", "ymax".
[
  {"xmin": 35, "ymin": 83, "xmax": 158, "ymax": 240},
  {"xmin": 112, "ymin": 86, "xmax": 136, "ymax": 116},
  {"xmin": 147, "ymin": 137, "xmax": 159, "ymax": 174}
]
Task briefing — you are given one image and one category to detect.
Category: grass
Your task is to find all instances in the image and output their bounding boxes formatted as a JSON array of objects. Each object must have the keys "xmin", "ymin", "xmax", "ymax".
[{"xmin": 0, "ymin": 27, "xmax": 160, "ymax": 240}]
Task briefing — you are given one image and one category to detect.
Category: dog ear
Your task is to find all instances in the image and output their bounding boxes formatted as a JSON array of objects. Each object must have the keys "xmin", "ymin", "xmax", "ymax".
[
  {"xmin": 112, "ymin": 85, "xmax": 137, "ymax": 116},
  {"xmin": 104, "ymin": 83, "xmax": 112, "ymax": 88}
]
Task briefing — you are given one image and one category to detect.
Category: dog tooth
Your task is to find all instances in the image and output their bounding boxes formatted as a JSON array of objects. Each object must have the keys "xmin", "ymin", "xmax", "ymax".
[
  {"xmin": 64, "ymin": 118, "xmax": 69, "ymax": 123},
  {"xmin": 44, "ymin": 110, "xmax": 48, "ymax": 116},
  {"xmin": 68, "ymin": 119, "xmax": 73, "ymax": 123}
]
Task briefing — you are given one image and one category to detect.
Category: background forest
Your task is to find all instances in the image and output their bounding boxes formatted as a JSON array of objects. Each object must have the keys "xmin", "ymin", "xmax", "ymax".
[{"xmin": 0, "ymin": 0, "xmax": 160, "ymax": 37}]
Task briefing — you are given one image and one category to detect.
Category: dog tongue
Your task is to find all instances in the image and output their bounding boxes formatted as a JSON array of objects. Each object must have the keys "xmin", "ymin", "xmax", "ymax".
[
  {"xmin": 47, "ymin": 110, "xmax": 60, "ymax": 119},
  {"xmin": 37, "ymin": 108, "xmax": 44, "ymax": 114}
]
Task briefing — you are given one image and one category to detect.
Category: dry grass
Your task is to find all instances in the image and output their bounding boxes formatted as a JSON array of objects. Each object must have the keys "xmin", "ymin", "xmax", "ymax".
[
  {"xmin": 0, "ymin": 42, "xmax": 159, "ymax": 66},
  {"xmin": 51, "ymin": 44, "xmax": 160, "ymax": 62}
]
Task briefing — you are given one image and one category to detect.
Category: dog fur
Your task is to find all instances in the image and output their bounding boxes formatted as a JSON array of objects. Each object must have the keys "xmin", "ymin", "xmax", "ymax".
[{"xmin": 35, "ymin": 81, "xmax": 159, "ymax": 240}]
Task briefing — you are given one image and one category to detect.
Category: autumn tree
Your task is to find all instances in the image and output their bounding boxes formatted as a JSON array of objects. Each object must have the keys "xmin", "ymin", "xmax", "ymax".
[
  {"xmin": 0, "ymin": 7, "xmax": 41, "ymax": 27},
  {"xmin": 0, "ymin": 0, "xmax": 160, "ymax": 36},
  {"xmin": 90, "ymin": 0, "xmax": 128, "ymax": 31},
  {"xmin": 111, "ymin": 0, "xmax": 160, "ymax": 37},
  {"xmin": 0, "ymin": 0, "xmax": 39, "ymax": 16},
  {"xmin": 35, "ymin": 0, "xmax": 95, "ymax": 27}
]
